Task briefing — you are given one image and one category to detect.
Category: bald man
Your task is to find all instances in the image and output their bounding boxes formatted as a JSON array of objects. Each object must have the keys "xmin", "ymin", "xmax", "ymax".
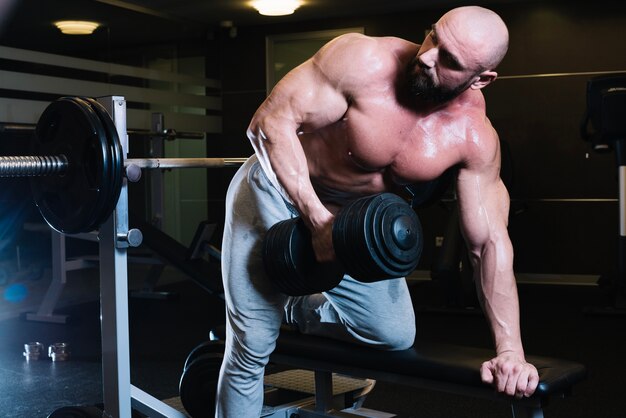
[{"xmin": 217, "ymin": 6, "xmax": 539, "ymax": 417}]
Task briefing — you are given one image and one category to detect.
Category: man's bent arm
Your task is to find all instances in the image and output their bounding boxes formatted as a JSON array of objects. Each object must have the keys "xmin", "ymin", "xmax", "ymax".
[{"xmin": 247, "ymin": 34, "xmax": 375, "ymax": 260}]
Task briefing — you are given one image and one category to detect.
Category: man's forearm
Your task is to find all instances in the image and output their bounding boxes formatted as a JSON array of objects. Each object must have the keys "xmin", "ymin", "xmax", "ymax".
[
  {"xmin": 473, "ymin": 243, "xmax": 525, "ymax": 356},
  {"xmin": 247, "ymin": 124, "xmax": 331, "ymax": 228}
]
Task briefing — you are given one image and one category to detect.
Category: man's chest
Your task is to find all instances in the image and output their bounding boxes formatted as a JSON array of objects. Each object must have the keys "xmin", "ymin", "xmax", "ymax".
[{"xmin": 339, "ymin": 104, "xmax": 466, "ymax": 182}]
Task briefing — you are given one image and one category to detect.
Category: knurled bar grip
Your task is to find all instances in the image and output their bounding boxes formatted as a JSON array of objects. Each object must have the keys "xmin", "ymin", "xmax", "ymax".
[
  {"xmin": 0, "ymin": 155, "xmax": 247, "ymax": 177},
  {"xmin": 0, "ymin": 155, "xmax": 68, "ymax": 177}
]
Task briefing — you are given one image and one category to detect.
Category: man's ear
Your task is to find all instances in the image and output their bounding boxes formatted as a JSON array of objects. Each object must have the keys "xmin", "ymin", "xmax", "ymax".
[{"xmin": 470, "ymin": 70, "xmax": 498, "ymax": 90}]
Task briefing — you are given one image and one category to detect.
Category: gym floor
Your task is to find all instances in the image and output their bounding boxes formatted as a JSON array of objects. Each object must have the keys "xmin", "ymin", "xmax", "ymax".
[{"xmin": 0, "ymin": 261, "xmax": 624, "ymax": 417}]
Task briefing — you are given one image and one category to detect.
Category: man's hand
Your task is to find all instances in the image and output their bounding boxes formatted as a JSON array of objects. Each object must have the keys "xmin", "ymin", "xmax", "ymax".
[
  {"xmin": 310, "ymin": 215, "xmax": 335, "ymax": 263},
  {"xmin": 480, "ymin": 352, "xmax": 539, "ymax": 398}
]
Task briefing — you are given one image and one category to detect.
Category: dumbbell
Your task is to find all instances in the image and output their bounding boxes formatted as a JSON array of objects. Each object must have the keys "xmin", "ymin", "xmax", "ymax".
[{"xmin": 262, "ymin": 193, "xmax": 423, "ymax": 296}]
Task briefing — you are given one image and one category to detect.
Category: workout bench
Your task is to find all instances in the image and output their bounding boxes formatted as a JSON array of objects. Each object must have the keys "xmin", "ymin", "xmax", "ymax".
[{"xmin": 263, "ymin": 328, "xmax": 587, "ymax": 418}]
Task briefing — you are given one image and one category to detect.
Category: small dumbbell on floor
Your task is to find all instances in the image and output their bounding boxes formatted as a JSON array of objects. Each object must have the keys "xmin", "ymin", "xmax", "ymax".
[{"xmin": 262, "ymin": 193, "xmax": 423, "ymax": 296}]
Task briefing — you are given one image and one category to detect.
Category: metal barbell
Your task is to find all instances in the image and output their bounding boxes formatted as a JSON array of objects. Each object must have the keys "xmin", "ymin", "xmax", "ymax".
[
  {"xmin": 0, "ymin": 155, "xmax": 247, "ymax": 177},
  {"xmin": 0, "ymin": 96, "xmax": 247, "ymax": 234}
]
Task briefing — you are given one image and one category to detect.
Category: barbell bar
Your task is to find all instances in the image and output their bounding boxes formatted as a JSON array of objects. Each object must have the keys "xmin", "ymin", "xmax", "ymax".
[
  {"xmin": 0, "ymin": 96, "xmax": 246, "ymax": 234},
  {"xmin": 1, "ymin": 123, "xmax": 207, "ymax": 141},
  {"xmin": 0, "ymin": 156, "xmax": 248, "ymax": 177}
]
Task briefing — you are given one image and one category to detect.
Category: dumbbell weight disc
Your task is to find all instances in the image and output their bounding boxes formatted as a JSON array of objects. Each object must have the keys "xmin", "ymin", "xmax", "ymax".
[
  {"xmin": 332, "ymin": 194, "xmax": 372, "ymax": 279},
  {"xmin": 333, "ymin": 193, "xmax": 384, "ymax": 279},
  {"xmin": 263, "ymin": 217, "xmax": 344, "ymax": 296},
  {"xmin": 333, "ymin": 193, "xmax": 422, "ymax": 281},
  {"xmin": 31, "ymin": 97, "xmax": 114, "ymax": 233},
  {"xmin": 267, "ymin": 218, "xmax": 303, "ymax": 295},
  {"xmin": 368, "ymin": 197, "xmax": 422, "ymax": 277}
]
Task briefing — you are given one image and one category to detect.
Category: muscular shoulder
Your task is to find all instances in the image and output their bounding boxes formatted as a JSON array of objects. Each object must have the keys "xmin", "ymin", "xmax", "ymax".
[
  {"xmin": 450, "ymin": 94, "xmax": 500, "ymax": 172},
  {"xmin": 313, "ymin": 33, "xmax": 418, "ymax": 93}
]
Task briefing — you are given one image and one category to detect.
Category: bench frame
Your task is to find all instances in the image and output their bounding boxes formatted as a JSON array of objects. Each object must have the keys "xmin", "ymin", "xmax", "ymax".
[{"xmin": 269, "ymin": 352, "xmax": 554, "ymax": 418}]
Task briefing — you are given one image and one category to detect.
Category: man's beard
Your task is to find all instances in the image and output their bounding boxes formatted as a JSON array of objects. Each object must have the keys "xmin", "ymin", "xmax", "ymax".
[{"xmin": 406, "ymin": 58, "xmax": 472, "ymax": 104}]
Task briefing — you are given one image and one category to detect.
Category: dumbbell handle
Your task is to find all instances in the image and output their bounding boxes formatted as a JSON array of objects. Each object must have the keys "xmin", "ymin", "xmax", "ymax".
[{"xmin": 0, "ymin": 155, "xmax": 248, "ymax": 177}]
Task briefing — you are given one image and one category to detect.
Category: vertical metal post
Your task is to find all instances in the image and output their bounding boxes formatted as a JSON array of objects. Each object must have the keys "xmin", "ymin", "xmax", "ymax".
[
  {"xmin": 614, "ymin": 139, "xmax": 626, "ymax": 309},
  {"xmin": 314, "ymin": 370, "xmax": 333, "ymax": 412},
  {"xmin": 150, "ymin": 113, "xmax": 165, "ymax": 229},
  {"xmin": 98, "ymin": 96, "xmax": 132, "ymax": 418}
]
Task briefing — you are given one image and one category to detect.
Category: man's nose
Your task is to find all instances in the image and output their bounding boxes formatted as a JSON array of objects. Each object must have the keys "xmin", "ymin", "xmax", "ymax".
[{"xmin": 418, "ymin": 48, "xmax": 437, "ymax": 69}]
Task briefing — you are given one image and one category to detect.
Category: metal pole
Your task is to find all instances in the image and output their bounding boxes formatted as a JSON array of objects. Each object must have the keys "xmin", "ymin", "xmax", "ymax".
[
  {"xmin": 0, "ymin": 122, "xmax": 205, "ymax": 140},
  {"xmin": 0, "ymin": 156, "xmax": 247, "ymax": 177},
  {"xmin": 615, "ymin": 139, "xmax": 626, "ymax": 309},
  {"xmin": 125, "ymin": 157, "xmax": 248, "ymax": 169},
  {"xmin": 149, "ymin": 114, "xmax": 165, "ymax": 229},
  {"xmin": 98, "ymin": 96, "xmax": 132, "ymax": 418}
]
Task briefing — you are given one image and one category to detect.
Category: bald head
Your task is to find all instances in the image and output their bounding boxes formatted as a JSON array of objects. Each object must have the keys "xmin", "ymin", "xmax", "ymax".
[{"xmin": 438, "ymin": 6, "xmax": 509, "ymax": 71}]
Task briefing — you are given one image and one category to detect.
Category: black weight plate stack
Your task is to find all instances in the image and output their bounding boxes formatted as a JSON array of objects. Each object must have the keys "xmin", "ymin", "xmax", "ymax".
[
  {"xmin": 334, "ymin": 193, "xmax": 422, "ymax": 282},
  {"xmin": 368, "ymin": 194, "xmax": 423, "ymax": 279},
  {"xmin": 183, "ymin": 340, "xmax": 225, "ymax": 371},
  {"xmin": 333, "ymin": 194, "xmax": 376, "ymax": 279},
  {"xmin": 31, "ymin": 97, "xmax": 114, "ymax": 233},
  {"xmin": 263, "ymin": 217, "xmax": 344, "ymax": 296},
  {"xmin": 83, "ymin": 98, "xmax": 124, "ymax": 227},
  {"xmin": 180, "ymin": 352, "xmax": 223, "ymax": 418}
]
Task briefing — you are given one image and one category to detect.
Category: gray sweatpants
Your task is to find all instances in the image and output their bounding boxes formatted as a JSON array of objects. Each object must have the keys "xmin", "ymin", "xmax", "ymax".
[{"xmin": 216, "ymin": 155, "xmax": 416, "ymax": 417}]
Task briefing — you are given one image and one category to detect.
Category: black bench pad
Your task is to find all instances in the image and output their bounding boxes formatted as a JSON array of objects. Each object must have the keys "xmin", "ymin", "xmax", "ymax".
[{"xmin": 272, "ymin": 329, "xmax": 587, "ymax": 399}]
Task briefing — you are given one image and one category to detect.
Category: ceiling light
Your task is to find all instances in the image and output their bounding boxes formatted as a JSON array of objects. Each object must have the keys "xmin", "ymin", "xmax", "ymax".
[
  {"xmin": 54, "ymin": 20, "xmax": 100, "ymax": 35},
  {"xmin": 252, "ymin": 0, "xmax": 301, "ymax": 16}
]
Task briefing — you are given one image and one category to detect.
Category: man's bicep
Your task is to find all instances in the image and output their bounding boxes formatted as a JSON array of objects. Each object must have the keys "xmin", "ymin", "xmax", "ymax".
[{"xmin": 456, "ymin": 167, "xmax": 510, "ymax": 251}]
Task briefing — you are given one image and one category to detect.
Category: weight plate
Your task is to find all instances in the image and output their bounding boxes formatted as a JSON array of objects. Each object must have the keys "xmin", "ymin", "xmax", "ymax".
[
  {"xmin": 288, "ymin": 217, "xmax": 343, "ymax": 295},
  {"xmin": 184, "ymin": 340, "xmax": 225, "ymax": 371},
  {"xmin": 363, "ymin": 195, "xmax": 394, "ymax": 279},
  {"xmin": 31, "ymin": 97, "xmax": 112, "ymax": 234},
  {"xmin": 180, "ymin": 353, "xmax": 223, "ymax": 418},
  {"xmin": 70, "ymin": 97, "xmax": 115, "ymax": 232},
  {"xmin": 83, "ymin": 98, "xmax": 124, "ymax": 228},
  {"xmin": 374, "ymin": 203, "xmax": 422, "ymax": 274},
  {"xmin": 334, "ymin": 193, "xmax": 422, "ymax": 282},
  {"xmin": 333, "ymin": 195, "xmax": 372, "ymax": 279},
  {"xmin": 365, "ymin": 194, "xmax": 422, "ymax": 279}
]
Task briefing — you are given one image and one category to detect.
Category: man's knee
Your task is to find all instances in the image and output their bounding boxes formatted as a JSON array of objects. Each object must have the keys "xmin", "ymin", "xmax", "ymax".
[
  {"xmin": 351, "ymin": 314, "xmax": 415, "ymax": 351},
  {"xmin": 377, "ymin": 320, "xmax": 416, "ymax": 350},
  {"xmin": 227, "ymin": 324, "xmax": 279, "ymax": 367}
]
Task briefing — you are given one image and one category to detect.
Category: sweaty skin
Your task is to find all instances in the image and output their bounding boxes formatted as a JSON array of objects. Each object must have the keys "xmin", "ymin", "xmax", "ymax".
[{"xmin": 248, "ymin": 6, "xmax": 539, "ymax": 398}]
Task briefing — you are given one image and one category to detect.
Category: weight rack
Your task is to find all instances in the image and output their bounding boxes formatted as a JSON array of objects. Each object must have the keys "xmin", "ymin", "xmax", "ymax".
[{"xmin": 96, "ymin": 96, "xmax": 187, "ymax": 418}]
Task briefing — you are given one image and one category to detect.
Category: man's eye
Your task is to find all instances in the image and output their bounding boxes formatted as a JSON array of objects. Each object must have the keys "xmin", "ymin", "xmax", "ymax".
[{"xmin": 441, "ymin": 54, "xmax": 462, "ymax": 70}]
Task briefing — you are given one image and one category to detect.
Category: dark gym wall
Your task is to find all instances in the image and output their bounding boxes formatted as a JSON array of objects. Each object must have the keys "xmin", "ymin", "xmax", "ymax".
[{"xmin": 215, "ymin": 0, "xmax": 626, "ymax": 276}]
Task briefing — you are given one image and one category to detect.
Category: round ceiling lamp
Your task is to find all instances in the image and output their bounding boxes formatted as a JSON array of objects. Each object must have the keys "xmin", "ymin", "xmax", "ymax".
[
  {"xmin": 252, "ymin": 0, "xmax": 301, "ymax": 16},
  {"xmin": 54, "ymin": 20, "xmax": 100, "ymax": 35}
]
